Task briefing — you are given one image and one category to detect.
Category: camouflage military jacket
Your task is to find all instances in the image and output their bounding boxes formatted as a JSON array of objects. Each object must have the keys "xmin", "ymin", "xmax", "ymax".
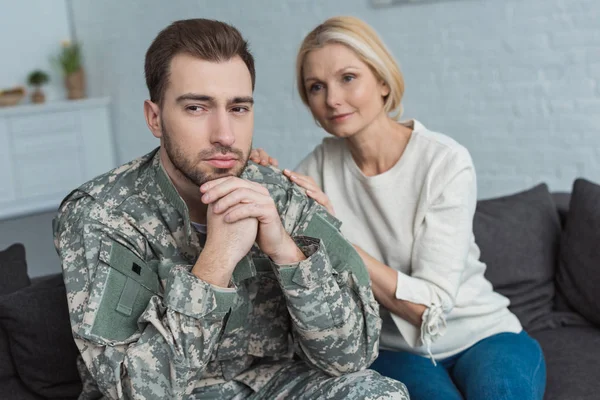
[{"xmin": 53, "ymin": 148, "xmax": 381, "ymax": 399}]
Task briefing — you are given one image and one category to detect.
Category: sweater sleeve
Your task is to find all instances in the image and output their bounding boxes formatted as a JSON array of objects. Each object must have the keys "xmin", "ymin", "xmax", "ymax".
[{"xmin": 390, "ymin": 149, "xmax": 477, "ymax": 355}]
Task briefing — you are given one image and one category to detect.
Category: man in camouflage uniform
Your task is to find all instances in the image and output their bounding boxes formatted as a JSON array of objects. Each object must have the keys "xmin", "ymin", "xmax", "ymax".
[{"xmin": 53, "ymin": 18, "xmax": 409, "ymax": 400}]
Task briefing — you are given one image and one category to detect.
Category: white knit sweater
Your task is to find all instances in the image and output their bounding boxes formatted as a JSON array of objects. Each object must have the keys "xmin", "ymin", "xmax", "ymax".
[{"xmin": 295, "ymin": 120, "xmax": 522, "ymax": 360}]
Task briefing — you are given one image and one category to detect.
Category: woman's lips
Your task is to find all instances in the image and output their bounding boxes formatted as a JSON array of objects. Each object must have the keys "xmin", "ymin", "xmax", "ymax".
[{"xmin": 329, "ymin": 112, "xmax": 354, "ymax": 123}]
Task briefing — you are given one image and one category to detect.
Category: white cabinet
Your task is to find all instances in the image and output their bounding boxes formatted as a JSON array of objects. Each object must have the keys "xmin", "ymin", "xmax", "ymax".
[{"xmin": 0, "ymin": 97, "xmax": 116, "ymax": 220}]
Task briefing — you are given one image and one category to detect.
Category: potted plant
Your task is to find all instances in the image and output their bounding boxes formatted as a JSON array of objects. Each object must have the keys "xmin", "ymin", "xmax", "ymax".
[
  {"xmin": 54, "ymin": 40, "xmax": 86, "ymax": 100},
  {"xmin": 27, "ymin": 70, "xmax": 50, "ymax": 104}
]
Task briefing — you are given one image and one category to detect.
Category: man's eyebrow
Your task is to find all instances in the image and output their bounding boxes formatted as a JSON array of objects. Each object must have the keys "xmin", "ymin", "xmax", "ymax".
[
  {"xmin": 229, "ymin": 96, "xmax": 254, "ymax": 105},
  {"xmin": 304, "ymin": 66, "xmax": 361, "ymax": 83},
  {"xmin": 176, "ymin": 93, "xmax": 214, "ymax": 103},
  {"xmin": 175, "ymin": 94, "xmax": 253, "ymax": 105}
]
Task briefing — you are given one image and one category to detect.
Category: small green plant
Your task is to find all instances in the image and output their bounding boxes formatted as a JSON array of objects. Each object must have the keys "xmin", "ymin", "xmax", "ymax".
[
  {"xmin": 27, "ymin": 70, "xmax": 50, "ymax": 87},
  {"xmin": 53, "ymin": 40, "xmax": 82, "ymax": 75}
]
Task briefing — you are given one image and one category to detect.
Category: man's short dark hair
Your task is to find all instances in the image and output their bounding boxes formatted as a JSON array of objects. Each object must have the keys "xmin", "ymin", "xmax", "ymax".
[{"xmin": 144, "ymin": 18, "xmax": 255, "ymax": 105}]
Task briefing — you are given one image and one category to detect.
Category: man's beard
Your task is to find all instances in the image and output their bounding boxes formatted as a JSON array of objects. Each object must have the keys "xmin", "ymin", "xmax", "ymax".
[{"xmin": 162, "ymin": 121, "xmax": 250, "ymax": 187}]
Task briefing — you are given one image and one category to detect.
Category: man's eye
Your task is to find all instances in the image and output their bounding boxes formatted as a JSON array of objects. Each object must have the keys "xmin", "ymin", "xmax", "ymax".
[
  {"xmin": 187, "ymin": 105, "xmax": 202, "ymax": 112},
  {"xmin": 231, "ymin": 107, "xmax": 249, "ymax": 113}
]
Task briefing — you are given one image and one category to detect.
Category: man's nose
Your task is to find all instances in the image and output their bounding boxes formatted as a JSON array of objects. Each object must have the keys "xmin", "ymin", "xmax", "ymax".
[{"xmin": 210, "ymin": 110, "xmax": 235, "ymax": 147}]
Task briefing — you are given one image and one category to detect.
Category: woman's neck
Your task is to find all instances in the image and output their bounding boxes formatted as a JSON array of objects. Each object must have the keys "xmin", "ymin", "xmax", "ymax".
[{"xmin": 346, "ymin": 113, "xmax": 413, "ymax": 177}]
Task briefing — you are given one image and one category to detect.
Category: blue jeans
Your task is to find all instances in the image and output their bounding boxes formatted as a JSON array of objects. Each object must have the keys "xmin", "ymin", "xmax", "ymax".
[{"xmin": 370, "ymin": 331, "xmax": 546, "ymax": 400}]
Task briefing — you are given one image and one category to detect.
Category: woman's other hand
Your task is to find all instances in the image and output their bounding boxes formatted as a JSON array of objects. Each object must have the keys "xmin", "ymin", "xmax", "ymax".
[
  {"xmin": 249, "ymin": 148, "xmax": 334, "ymax": 215},
  {"xmin": 283, "ymin": 169, "xmax": 335, "ymax": 216}
]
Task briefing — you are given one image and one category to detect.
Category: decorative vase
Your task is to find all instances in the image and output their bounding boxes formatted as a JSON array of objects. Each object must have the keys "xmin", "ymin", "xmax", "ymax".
[
  {"xmin": 31, "ymin": 88, "xmax": 46, "ymax": 104},
  {"xmin": 65, "ymin": 68, "xmax": 86, "ymax": 100}
]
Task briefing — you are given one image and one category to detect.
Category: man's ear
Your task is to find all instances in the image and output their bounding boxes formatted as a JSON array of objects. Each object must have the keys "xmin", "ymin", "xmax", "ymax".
[{"xmin": 144, "ymin": 100, "xmax": 163, "ymax": 139}]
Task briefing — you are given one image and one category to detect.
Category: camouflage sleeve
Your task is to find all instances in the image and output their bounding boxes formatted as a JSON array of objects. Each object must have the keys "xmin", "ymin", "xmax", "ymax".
[
  {"xmin": 54, "ymin": 196, "xmax": 235, "ymax": 399},
  {"xmin": 273, "ymin": 186, "xmax": 382, "ymax": 376}
]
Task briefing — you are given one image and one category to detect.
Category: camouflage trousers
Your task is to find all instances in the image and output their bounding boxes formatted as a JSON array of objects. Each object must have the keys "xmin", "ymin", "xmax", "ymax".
[{"xmin": 194, "ymin": 361, "xmax": 410, "ymax": 399}]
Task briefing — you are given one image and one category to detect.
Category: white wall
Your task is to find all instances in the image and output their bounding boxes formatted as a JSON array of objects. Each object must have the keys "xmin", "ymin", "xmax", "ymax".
[
  {"xmin": 0, "ymin": 0, "xmax": 71, "ymax": 102},
  {"xmin": 0, "ymin": 0, "xmax": 73, "ymax": 277},
  {"xmin": 71, "ymin": 0, "xmax": 600, "ymax": 198}
]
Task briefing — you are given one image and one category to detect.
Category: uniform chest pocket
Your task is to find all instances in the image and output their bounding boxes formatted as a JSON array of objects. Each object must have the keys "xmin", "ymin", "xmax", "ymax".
[{"xmin": 90, "ymin": 240, "xmax": 161, "ymax": 343}]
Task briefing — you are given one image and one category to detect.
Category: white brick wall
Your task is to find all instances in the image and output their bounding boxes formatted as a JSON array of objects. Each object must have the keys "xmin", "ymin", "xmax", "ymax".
[{"xmin": 72, "ymin": 0, "xmax": 600, "ymax": 198}]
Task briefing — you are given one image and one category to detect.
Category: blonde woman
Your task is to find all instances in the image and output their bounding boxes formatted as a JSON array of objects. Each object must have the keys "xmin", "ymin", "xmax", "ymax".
[{"xmin": 251, "ymin": 16, "xmax": 546, "ymax": 400}]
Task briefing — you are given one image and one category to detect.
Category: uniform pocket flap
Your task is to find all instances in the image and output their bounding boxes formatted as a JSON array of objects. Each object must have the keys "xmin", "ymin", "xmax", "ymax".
[{"xmin": 100, "ymin": 239, "xmax": 160, "ymax": 295}]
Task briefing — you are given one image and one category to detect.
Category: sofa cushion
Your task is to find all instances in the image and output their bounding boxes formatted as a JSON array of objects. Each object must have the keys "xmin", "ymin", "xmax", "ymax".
[
  {"xmin": 0, "ymin": 327, "xmax": 15, "ymax": 382},
  {"xmin": 532, "ymin": 326, "xmax": 600, "ymax": 400},
  {"xmin": 0, "ymin": 243, "xmax": 30, "ymax": 296},
  {"xmin": 0, "ymin": 243, "xmax": 32, "ymax": 383},
  {"xmin": 0, "ymin": 377, "xmax": 44, "ymax": 400},
  {"xmin": 474, "ymin": 183, "xmax": 561, "ymax": 331},
  {"xmin": 0, "ymin": 376, "xmax": 44, "ymax": 400},
  {"xmin": 551, "ymin": 192, "xmax": 571, "ymax": 228},
  {"xmin": 0, "ymin": 274, "xmax": 81, "ymax": 399},
  {"xmin": 557, "ymin": 178, "xmax": 600, "ymax": 327}
]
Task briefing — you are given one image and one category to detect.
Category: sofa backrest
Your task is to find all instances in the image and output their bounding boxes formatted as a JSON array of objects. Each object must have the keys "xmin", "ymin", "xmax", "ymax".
[{"xmin": 551, "ymin": 192, "xmax": 571, "ymax": 228}]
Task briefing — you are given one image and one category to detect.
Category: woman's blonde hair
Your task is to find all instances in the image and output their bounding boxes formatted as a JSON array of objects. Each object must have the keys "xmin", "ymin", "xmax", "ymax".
[{"xmin": 296, "ymin": 16, "xmax": 405, "ymax": 119}]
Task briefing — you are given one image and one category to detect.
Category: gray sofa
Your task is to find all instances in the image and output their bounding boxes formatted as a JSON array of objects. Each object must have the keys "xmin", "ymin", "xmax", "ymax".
[{"xmin": 1, "ymin": 179, "xmax": 599, "ymax": 400}]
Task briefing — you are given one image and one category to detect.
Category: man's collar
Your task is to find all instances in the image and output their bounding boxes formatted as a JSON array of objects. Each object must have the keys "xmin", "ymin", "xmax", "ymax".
[{"xmin": 152, "ymin": 149, "xmax": 195, "ymax": 243}]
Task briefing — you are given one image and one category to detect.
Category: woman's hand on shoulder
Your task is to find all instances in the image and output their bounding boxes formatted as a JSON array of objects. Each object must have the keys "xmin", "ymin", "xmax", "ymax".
[
  {"xmin": 248, "ymin": 148, "xmax": 334, "ymax": 216},
  {"xmin": 249, "ymin": 148, "xmax": 279, "ymax": 167},
  {"xmin": 282, "ymin": 169, "xmax": 335, "ymax": 216}
]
